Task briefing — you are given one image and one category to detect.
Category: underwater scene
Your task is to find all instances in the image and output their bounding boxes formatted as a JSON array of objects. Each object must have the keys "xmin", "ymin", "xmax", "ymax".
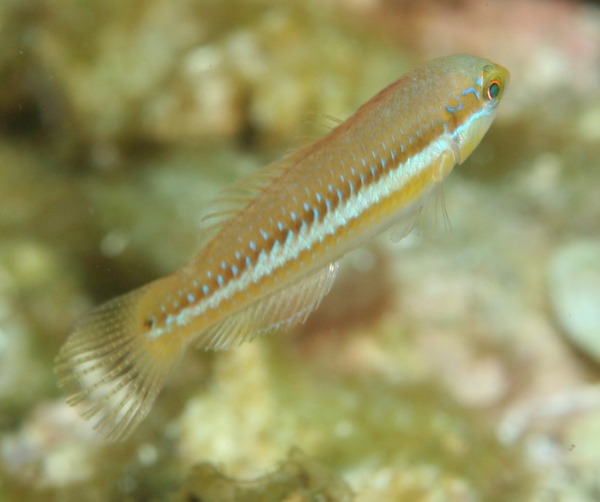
[{"xmin": 1, "ymin": 0, "xmax": 600, "ymax": 500}]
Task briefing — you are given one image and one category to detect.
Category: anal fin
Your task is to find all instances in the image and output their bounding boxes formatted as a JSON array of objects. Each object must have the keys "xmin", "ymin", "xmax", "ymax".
[{"xmin": 197, "ymin": 262, "xmax": 340, "ymax": 350}]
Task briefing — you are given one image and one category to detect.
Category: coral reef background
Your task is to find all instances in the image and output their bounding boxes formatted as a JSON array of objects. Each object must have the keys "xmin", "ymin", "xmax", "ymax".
[{"xmin": 2, "ymin": 0, "xmax": 600, "ymax": 500}]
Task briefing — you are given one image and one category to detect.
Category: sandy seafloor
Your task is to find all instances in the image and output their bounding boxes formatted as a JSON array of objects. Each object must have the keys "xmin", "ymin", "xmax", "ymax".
[{"xmin": 2, "ymin": 0, "xmax": 600, "ymax": 500}]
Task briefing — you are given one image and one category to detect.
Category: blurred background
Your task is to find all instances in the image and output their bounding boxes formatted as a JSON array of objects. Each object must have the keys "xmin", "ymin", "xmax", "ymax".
[{"xmin": 1, "ymin": 0, "xmax": 600, "ymax": 500}]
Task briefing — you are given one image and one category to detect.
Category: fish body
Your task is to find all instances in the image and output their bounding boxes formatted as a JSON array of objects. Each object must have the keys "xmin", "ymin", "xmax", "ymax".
[{"xmin": 55, "ymin": 54, "xmax": 509, "ymax": 439}]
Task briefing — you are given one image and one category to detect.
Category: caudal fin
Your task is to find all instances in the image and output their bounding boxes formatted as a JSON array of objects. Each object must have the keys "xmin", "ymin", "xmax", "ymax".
[{"xmin": 54, "ymin": 287, "xmax": 184, "ymax": 441}]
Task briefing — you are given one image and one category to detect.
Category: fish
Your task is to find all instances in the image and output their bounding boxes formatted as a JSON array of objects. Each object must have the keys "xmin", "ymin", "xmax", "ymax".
[{"xmin": 55, "ymin": 54, "xmax": 509, "ymax": 440}]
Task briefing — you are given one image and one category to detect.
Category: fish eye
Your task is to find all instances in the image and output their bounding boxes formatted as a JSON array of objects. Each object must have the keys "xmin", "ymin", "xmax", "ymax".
[{"xmin": 487, "ymin": 79, "xmax": 501, "ymax": 101}]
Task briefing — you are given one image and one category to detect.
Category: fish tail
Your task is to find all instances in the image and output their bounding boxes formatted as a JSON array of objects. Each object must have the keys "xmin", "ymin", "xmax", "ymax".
[{"xmin": 54, "ymin": 284, "xmax": 185, "ymax": 440}]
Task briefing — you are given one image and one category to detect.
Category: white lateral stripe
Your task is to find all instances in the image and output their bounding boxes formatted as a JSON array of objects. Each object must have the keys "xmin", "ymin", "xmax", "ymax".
[{"xmin": 156, "ymin": 133, "xmax": 455, "ymax": 337}]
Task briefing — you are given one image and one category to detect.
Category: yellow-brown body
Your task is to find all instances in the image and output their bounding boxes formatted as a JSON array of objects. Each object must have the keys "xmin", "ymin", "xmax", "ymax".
[{"xmin": 55, "ymin": 54, "xmax": 509, "ymax": 440}]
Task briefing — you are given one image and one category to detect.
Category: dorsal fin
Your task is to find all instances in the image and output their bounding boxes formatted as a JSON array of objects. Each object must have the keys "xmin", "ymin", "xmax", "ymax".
[
  {"xmin": 196, "ymin": 262, "xmax": 339, "ymax": 350},
  {"xmin": 197, "ymin": 144, "xmax": 314, "ymax": 243}
]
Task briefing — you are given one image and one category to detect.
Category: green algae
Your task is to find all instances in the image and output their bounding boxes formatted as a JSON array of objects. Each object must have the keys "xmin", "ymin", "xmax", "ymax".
[
  {"xmin": 263, "ymin": 339, "xmax": 534, "ymax": 501},
  {"xmin": 173, "ymin": 448, "xmax": 352, "ymax": 502}
]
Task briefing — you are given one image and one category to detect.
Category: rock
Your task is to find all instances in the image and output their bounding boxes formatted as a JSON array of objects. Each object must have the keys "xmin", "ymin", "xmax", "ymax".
[
  {"xmin": 548, "ymin": 240, "xmax": 600, "ymax": 364},
  {"xmin": 172, "ymin": 448, "xmax": 353, "ymax": 502}
]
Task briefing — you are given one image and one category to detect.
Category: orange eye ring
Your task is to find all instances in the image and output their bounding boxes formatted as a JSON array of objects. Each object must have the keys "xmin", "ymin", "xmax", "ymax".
[{"xmin": 487, "ymin": 79, "xmax": 501, "ymax": 101}]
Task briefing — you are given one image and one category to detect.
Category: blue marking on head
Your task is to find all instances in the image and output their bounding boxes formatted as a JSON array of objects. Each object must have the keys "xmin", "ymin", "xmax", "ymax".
[
  {"xmin": 339, "ymin": 174, "xmax": 345, "ymax": 183},
  {"xmin": 325, "ymin": 199, "xmax": 332, "ymax": 211},
  {"xmin": 446, "ymin": 102, "xmax": 463, "ymax": 113},
  {"xmin": 202, "ymin": 285, "xmax": 210, "ymax": 295},
  {"xmin": 245, "ymin": 256, "xmax": 252, "ymax": 267},
  {"xmin": 370, "ymin": 166, "xmax": 376, "ymax": 178},
  {"xmin": 249, "ymin": 240, "xmax": 257, "ymax": 251},
  {"xmin": 285, "ymin": 230, "xmax": 294, "ymax": 244},
  {"xmin": 290, "ymin": 211, "xmax": 297, "ymax": 222},
  {"xmin": 336, "ymin": 189, "xmax": 343, "ymax": 203},
  {"xmin": 231, "ymin": 265, "xmax": 239, "ymax": 276},
  {"xmin": 217, "ymin": 275, "xmax": 224, "ymax": 287},
  {"xmin": 461, "ymin": 86, "xmax": 480, "ymax": 100},
  {"xmin": 359, "ymin": 173, "xmax": 366, "ymax": 185},
  {"xmin": 207, "ymin": 271, "xmax": 213, "ymax": 279},
  {"xmin": 315, "ymin": 193, "xmax": 322, "ymax": 203},
  {"xmin": 313, "ymin": 208, "xmax": 319, "ymax": 221},
  {"xmin": 327, "ymin": 184, "xmax": 334, "ymax": 194},
  {"xmin": 277, "ymin": 221, "xmax": 284, "ymax": 232},
  {"xmin": 235, "ymin": 251, "xmax": 241, "ymax": 260},
  {"xmin": 187, "ymin": 293, "xmax": 195, "ymax": 303},
  {"xmin": 380, "ymin": 157, "xmax": 386, "ymax": 169},
  {"xmin": 220, "ymin": 261, "xmax": 227, "ymax": 270},
  {"xmin": 259, "ymin": 229, "xmax": 269, "ymax": 240},
  {"xmin": 391, "ymin": 150, "xmax": 396, "ymax": 162},
  {"xmin": 348, "ymin": 181, "xmax": 354, "ymax": 195},
  {"xmin": 361, "ymin": 158, "xmax": 367, "ymax": 168},
  {"xmin": 303, "ymin": 202, "xmax": 310, "ymax": 213}
]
